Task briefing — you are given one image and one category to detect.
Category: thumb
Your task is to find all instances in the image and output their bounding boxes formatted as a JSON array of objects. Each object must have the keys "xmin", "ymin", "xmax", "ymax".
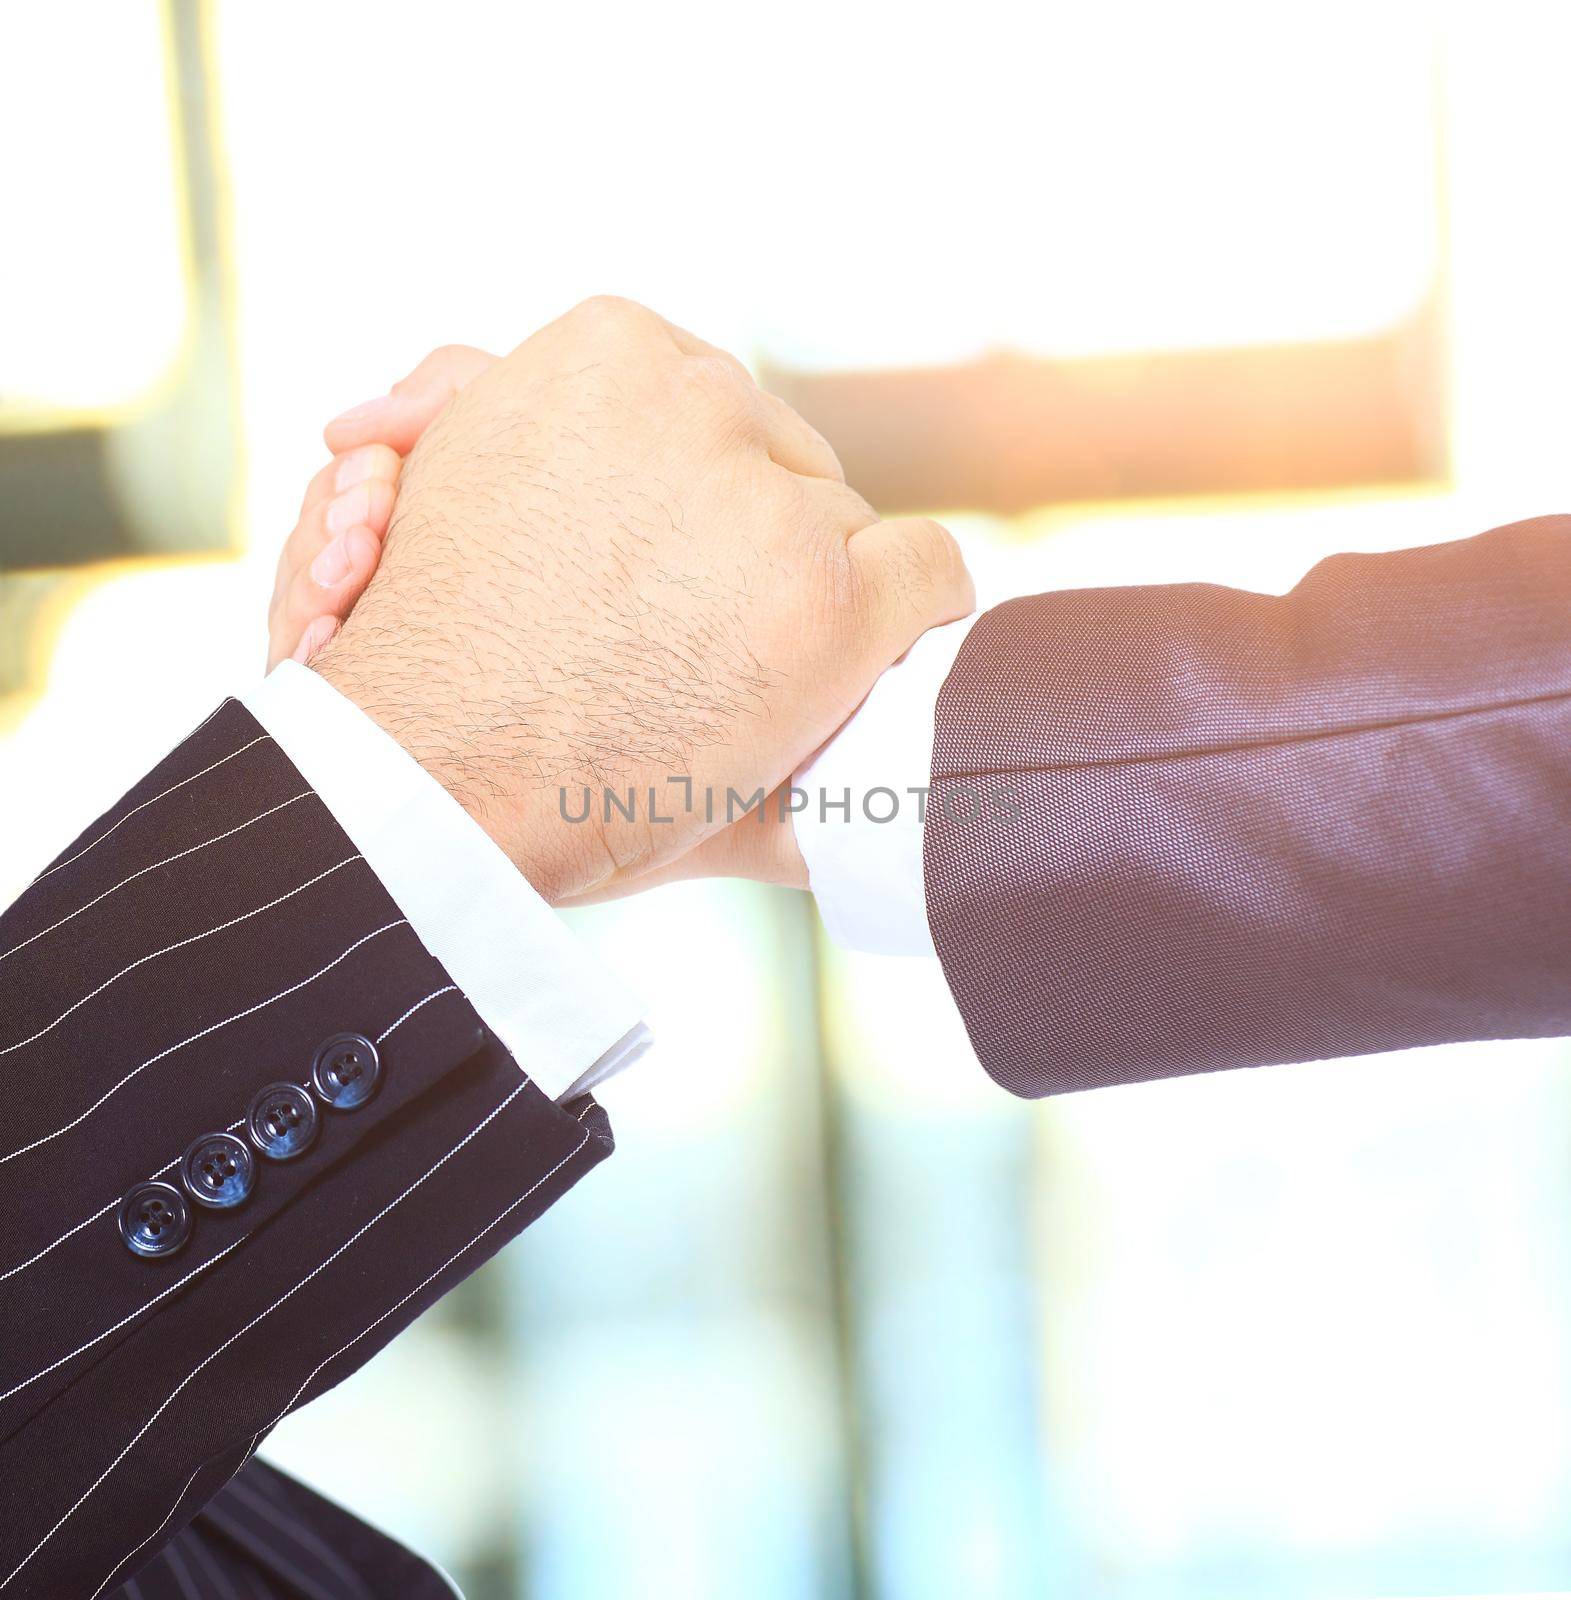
[
  {"xmin": 847, "ymin": 515, "xmax": 976, "ymax": 664},
  {"xmin": 324, "ymin": 343, "xmax": 498, "ymax": 455}
]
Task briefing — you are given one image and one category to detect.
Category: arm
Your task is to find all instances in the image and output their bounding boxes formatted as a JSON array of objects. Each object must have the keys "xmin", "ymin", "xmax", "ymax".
[
  {"xmin": 801, "ymin": 516, "xmax": 1571, "ymax": 1096},
  {"xmin": 300, "ymin": 351, "xmax": 1571, "ymax": 1095},
  {"xmin": 0, "ymin": 297, "xmax": 968, "ymax": 1597},
  {"xmin": 0, "ymin": 696, "xmax": 618, "ymax": 1598}
]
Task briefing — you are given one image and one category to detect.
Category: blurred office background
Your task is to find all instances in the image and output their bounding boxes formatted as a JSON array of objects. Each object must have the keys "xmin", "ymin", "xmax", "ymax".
[{"xmin": 5, "ymin": 2, "xmax": 1571, "ymax": 1595}]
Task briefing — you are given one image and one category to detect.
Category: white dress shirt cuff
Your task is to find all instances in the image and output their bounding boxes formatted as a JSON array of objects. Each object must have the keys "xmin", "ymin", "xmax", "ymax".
[
  {"xmin": 792, "ymin": 615, "xmax": 979, "ymax": 956},
  {"xmin": 240, "ymin": 662, "xmax": 649, "ymax": 1102}
]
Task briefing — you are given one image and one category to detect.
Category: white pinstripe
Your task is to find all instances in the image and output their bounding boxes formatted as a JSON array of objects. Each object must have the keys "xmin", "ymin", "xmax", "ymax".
[
  {"xmin": 239, "ymin": 1101, "xmax": 596, "ymax": 1456},
  {"xmin": 0, "ymin": 857, "xmax": 366, "ymax": 1069},
  {"xmin": 112, "ymin": 1111, "xmax": 593, "ymax": 1600},
  {"xmin": 0, "ymin": 987, "xmax": 465, "ymax": 1286},
  {"xmin": 0, "ymin": 988, "xmax": 460, "ymax": 1286},
  {"xmin": 0, "ymin": 794, "xmax": 315, "ymax": 968},
  {"xmin": 240, "ymin": 1103, "xmax": 596, "ymax": 1556},
  {"xmin": 0, "ymin": 916, "xmax": 407, "ymax": 1169},
  {"xmin": 375, "ymin": 985, "xmax": 459, "ymax": 1044},
  {"xmin": 1, "ymin": 985, "xmax": 460, "ymax": 1286},
  {"xmin": 0, "ymin": 1075, "xmax": 532, "ymax": 1591},
  {"xmin": 255, "ymin": 1125, "xmax": 591, "ymax": 1439},
  {"xmin": 183, "ymin": 699, "xmax": 233, "ymax": 741},
  {"xmin": 5, "ymin": 978, "xmax": 460, "ymax": 1284},
  {"xmin": 0, "ymin": 1232, "xmax": 248, "ymax": 1407},
  {"xmin": 27, "ymin": 735, "xmax": 271, "ymax": 890},
  {"xmin": 0, "ymin": 1198, "xmax": 121, "ymax": 1285},
  {"xmin": 0, "ymin": 1118, "xmax": 245, "ymax": 1288}
]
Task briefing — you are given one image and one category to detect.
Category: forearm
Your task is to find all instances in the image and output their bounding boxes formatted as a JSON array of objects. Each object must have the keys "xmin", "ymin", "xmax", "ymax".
[
  {"xmin": 927, "ymin": 514, "xmax": 1571, "ymax": 1094},
  {"xmin": 0, "ymin": 694, "xmax": 629, "ymax": 1595},
  {"xmin": 798, "ymin": 515, "xmax": 1571, "ymax": 1096}
]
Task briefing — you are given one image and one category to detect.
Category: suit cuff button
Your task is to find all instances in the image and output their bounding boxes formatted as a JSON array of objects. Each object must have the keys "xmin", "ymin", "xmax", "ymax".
[
  {"xmin": 310, "ymin": 1032, "xmax": 382, "ymax": 1111},
  {"xmin": 247, "ymin": 1081, "xmax": 320, "ymax": 1161},
  {"xmin": 119, "ymin": 1181, "xmax": 192, "ymax": 1258},
  {"xmin": 180, "ymin": 1131, "xmax": 257, "ymax": 1210}
]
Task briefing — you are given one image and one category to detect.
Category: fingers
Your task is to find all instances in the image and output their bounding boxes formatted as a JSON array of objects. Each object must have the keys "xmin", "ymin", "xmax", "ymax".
[
  {"xmin": 275, "ymin": 340, "xmax": 494, "ymax": 673},
  {"xmin": 662, "ymin": 317, "xmax": 752, "ymax": 373},
  {"xmin": 296, "ymin": 441, "xmax": 401, "ymax": 520},
  {"xmin": 291, "ymin": 615, "xmax": 340, "ymax": 667},
  {"xmin": 267, "ymin": 449, "xmax": 400, "ymax": 671},
  {"xmin": 847, "ymin": 515, "xmax": 976, "ymax": 660},
  {"xmin": 267, "ymin": 522, "xmax": 382, "ymax": 670},
  {"xmin": 324, "ymin": 343, "xmax": 497, "ymax": 454},
  {"xmin": 272, "ymin": 463, "xmax": 398, "ymax": 613}
]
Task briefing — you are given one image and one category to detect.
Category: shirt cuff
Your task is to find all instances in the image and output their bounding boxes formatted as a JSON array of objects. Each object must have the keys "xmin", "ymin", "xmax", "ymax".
[
  {"xmin": 239, "ymin": 661, "xmax": 650, "ymax": 1101},
  {"xmin": 792, "ymin": 616, "xmax": 979, "ymax": 956}
]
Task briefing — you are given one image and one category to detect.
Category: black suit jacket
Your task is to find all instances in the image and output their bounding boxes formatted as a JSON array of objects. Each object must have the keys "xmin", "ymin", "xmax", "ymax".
[{"xmin": 0, "ymin": 701, "xmax": 611, "ymax": 1598}]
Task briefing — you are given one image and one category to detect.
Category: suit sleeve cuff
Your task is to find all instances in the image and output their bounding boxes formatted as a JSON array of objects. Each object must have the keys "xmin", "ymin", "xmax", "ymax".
[
  {"xmin": 792, "ymin": 616, "xmax": 978, "ymax": 956},
  {"xmin": 239, "ymin": 662, "xmax": 649, "ymax": 1101}
]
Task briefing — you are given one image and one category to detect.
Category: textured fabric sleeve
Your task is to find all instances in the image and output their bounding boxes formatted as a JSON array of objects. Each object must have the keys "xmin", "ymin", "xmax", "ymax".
[
  {"xmin": 0, "ymin": 701, "xmax": 615, "ymax": 1598},
  {"xmin": 924, "ymin": 514, "xmax": 1571, "ymax": 1097}
]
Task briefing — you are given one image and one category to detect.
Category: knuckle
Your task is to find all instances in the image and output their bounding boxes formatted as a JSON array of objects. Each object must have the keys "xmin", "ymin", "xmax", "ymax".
[
  {"xmin": 810, "ymin": 431, "xmax": 846, "ymax": 482},
  {"xmin": 394, "ymin": 352, "xmax": 442, "ymax": 391},
  {"xmin": 685, "ymin": 352, "xmax": 749, "ymax": 402},
  {"xmin": 687, "ymin": 351, "xmax": 735, "ymax": 384},
  {"xmin": 674, "ymin": 355, "xmax": 757, "ymax": 430},
  {"xmin": 830, "ymin": 482, "xmax": 876, "ymax": 529},
  {"xmin": 364, "ymin": 476, "xmax": 397, "ymax": 519},
  {"xmin": 799, "ymin": 478, "xmax": 873, "ymax": 538},
  {"xmin": 394, "ymin": 343, "xmax": 472, "ymax": 393},
  {"xmin": 569, "ymin": 294, "xmax": 655, "ymax": 337}
]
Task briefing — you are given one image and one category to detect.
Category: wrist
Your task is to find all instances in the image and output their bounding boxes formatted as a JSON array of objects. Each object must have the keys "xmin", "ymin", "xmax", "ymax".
[{"xmin": 311, "ymin": 644, "xmax": 595, "ymax": 903}]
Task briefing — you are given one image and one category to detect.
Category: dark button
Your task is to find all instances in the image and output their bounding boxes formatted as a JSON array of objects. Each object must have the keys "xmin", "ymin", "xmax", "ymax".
[
  {"xmin": 311, "ymin": 1032, "xmax": 381, "ymax": 1111},
  {"xmin": 247, "ymin": 1080, "xmax": 320, "ymax": 1161},
  {"xmin": 180, "ymin": 1131, "xmax": 257, "ymax": 1210},
  {"xmin": 119, "ymin": 1181, "xmax": 192, "ymax": 1259}
]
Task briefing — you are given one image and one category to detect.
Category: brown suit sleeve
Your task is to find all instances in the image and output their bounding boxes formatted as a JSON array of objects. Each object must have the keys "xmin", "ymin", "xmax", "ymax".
[{"xmin": 924, "ymin": 515, "xmax": 1571, "ymax": 1097}]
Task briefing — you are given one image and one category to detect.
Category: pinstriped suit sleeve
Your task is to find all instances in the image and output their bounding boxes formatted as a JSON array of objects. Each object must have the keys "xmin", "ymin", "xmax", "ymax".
[{"xmin": 0, "ymin": 701, "xmax": 615, "ymax": 1598}]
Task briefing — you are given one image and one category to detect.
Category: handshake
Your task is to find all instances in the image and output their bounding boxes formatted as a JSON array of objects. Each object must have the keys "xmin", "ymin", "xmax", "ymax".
[
  {"xmin": 6, "ymin": 294, "xmax": 1568, "ymax": 1600},
  {"xmin": 8, "ymin": 277, "xmax": 1571, "ymax": 1600},
  {"xmin": 266, "ymin": 296, "xmax": 974, "ymax": 908}
]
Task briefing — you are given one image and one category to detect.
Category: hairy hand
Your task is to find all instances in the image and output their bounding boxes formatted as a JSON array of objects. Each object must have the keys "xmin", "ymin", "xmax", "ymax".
[{"xmin": 312, "ymin": 298, "xmax": 974, "ymax": 903}]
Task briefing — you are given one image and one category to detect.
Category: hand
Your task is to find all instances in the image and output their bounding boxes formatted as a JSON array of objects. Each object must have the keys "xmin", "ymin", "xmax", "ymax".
[
  {"xmin": 271, "ymin": 343, "xmax": 813, "ymax": 894},
  {"xmin": 303, "ymin": 298, "xmax": 972, "ymax": 905},
  {"xmin": 268, "ymin": 345, "xmax": 495, "ymax": 670},
  {"xmin": 266, "ymin": 446, "xmax": 395, "ymax": 670}
]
